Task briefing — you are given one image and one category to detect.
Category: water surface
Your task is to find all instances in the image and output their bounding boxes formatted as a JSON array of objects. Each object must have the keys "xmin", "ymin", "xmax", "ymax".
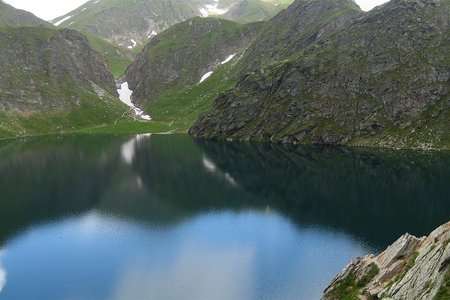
[{"xmin": 0, "ymin": 134, "xmax": 449, "ymax": 299}]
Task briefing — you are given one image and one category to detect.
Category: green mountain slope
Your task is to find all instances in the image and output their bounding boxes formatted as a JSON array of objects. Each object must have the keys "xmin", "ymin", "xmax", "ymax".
[
  {"xmin": 190, "ymin": 0, "xmax": 450, "ymax": 150},
  {"xmin": 124, "ymin": 17, "xmax": 262, "ymax": 131},
  {"xmin": 0, "ymin": 0, "xmax": 51, "ymax": 27},
  {"xmin": 237, "ymin": 0, "xmax": 362, "ymax": 72},
  {"xmin": 0, "ymin": 26, "xmax": 130, "ymax": 138},
  {"xmin": 83, "ymin": 32, "xmax": 136, "ymax": 78},
  {"xmin": 51, "ymin": 0, "xmax": 292, "ymax": 48}
]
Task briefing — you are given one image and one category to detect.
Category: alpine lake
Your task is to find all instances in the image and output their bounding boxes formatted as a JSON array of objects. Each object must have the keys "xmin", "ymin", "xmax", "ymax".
[{"xmin": 0, "ymin": 134, "xmax": 449, "ymax": 300}]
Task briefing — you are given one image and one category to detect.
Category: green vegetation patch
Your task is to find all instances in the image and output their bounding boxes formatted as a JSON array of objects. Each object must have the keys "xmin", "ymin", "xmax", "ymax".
[
  {"xmin": 325, "ymin": 263, "xmax": 380, "ymax": 300},
  {"xmin": 434, "ymin": 268, "xmax": 450, "ymax": 300}
]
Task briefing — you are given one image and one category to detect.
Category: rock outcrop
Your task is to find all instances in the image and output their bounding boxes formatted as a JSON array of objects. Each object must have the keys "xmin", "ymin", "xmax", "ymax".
[
  {"xmin": 0, "ymin": 26, "xmax": 128, "ymax": 137},
  {"xmin": 323, "ymin": 221, "xmax": 450, "ymax": 300},
  {"xmin": 190, "ymin": 0, "xmax": 450, "ymax": 150},
  {"xmin": 0, "ymin": 26, "xmax": 118, "ymax": 111}
]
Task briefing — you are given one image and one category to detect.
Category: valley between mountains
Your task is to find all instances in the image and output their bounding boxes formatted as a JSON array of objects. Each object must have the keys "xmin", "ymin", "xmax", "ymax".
[{"xmin": 1, "ymin": 0, "xmax": 450, "ymax": 151}]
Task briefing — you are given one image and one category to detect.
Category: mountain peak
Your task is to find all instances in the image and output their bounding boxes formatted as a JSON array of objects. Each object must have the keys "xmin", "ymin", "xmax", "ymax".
[{"xmin": 0, "ymin": 1, "xmax": 52, "ymax": 27}]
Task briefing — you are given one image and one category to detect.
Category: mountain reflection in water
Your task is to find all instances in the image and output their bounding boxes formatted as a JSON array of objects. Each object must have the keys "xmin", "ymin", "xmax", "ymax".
[{"xmin": 0, "ymin": 134, "xmax": 448, "ymax": 299}]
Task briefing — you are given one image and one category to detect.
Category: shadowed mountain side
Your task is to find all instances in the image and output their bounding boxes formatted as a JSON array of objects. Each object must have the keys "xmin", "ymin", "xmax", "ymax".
[
  {"xmin": 1, "ymin": 135, "xmax": 449, "ymax": 252},
  {"xmin": 0, "ymin": 136, "xmax": 126, "ymax": 245}
]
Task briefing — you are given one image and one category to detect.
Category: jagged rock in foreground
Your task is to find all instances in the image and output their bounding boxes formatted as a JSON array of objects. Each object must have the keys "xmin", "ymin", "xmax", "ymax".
[{"xmin": 323, "ymin": 221, "xmax": 450, "ymax": 300}]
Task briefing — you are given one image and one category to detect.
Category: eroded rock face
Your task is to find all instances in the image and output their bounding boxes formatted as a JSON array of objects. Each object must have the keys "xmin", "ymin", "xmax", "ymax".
[
  {"xmin": 0, "ymin": 27, "xmax": 117, "ymax": 111},
  {"xmin": 323, "ymin": 221, "xmax": 450, "ymax": 300},
  {"xmin": 190, "ymin": 0, "xmax": 450, "ymax": 150}
]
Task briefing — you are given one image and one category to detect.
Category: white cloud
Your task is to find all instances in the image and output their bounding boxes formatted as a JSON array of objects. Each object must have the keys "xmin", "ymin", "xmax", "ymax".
[
  {"xmin": 356, "ymin": 0, "xmax": 390, "ymax": 11},
  {"xmin": 3, "ymin": 0, "xmax": 90, "ymax": 20}
]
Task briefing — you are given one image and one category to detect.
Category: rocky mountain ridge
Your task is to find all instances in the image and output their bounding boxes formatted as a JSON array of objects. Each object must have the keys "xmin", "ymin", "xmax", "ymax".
[
  {"xmin": 190, "ymin": 0, "xmax": 450, "ymax": 150},
  {"xmin": 236, "ymin": 0, "xmax": 363, "ymax": 73},
  {"xmin": 323, "ymin": 220, "xmax": 450, "ymax": 299},
  {"xmin": 51, "ymin": 0, "xmax": 293, "ymax": 48}
]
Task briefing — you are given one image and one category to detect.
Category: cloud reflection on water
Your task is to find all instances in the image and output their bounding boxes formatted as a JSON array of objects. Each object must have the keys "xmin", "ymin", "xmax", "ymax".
[{"xmin": 0, "ymin": 249, "xmax": 6, "ymax": 294}]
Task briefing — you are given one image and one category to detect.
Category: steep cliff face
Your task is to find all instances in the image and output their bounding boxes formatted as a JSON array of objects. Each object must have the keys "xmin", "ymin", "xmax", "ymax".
[
  {"xmin": 125, "ymin": 17, "xmax": 261, "ymax": 105},
  {"xmin": 0, "ymin": 26, "xmax": 128, "ymax": 137},
  {"xmin": 323, "ymin": 221, "xmax": 450, "ymax": 300},
  {"xmin": 0, "ymin": 1, "xmax": 51, "ymax": 27},
  {"xmin": 51, "ymin": 0, "xmax": 292, "ymax": 48},
  {"xmin": 190, "ymin": 0, "xmax": 450, "ymax": 150}
]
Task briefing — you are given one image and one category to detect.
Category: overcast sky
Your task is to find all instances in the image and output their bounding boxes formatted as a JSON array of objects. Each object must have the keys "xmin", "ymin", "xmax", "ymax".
[{"xmin": 4, "ymin": 0, "xmax": 391, "ymax": 21}]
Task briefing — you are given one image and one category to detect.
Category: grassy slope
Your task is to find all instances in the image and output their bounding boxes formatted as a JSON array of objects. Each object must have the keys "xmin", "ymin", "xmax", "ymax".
[
  {"xmin": 83, "ymin": 32, "xmax": 135, "ymax": 77},
  {"xmin": 0, "ymin": 87, "xmax": 131, "ymax": 138},
  {"xmin": 129, "ymin": 17, "xmax": 260, "ymax": 132},
  {"xmin": 143, "ymin": 60, "xmax": 239, "ymax": 132}
]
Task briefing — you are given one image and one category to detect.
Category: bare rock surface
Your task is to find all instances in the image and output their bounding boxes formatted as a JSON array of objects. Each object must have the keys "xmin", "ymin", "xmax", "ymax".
[{"xmin": 323, "ymin": 221, "xmax": 450, "ymax": 300}]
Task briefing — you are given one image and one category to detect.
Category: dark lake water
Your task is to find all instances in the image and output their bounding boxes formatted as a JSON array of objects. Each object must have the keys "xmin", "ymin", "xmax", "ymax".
[{"xmin": 0, "ymin": 134, "xmax": 449, "ymax": 300}]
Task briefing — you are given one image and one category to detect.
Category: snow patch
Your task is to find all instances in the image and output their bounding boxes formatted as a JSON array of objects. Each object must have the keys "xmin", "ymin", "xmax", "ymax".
[
  {"xmin": 128, "ymin": 39, "xmax": 137, "ymax": 49},
  {"xmin": 221, "ymin": 53, "xmax": 236, "ymax": 64},
  {"xmin": 81, "ymin": 8, "xmax": 86, "ymax": 11},
  {"xmin": 117, "ymin": 82, "xmax": 151, "ymax": 120},
  {"xmin": 53, "ymin": 15, "xmax": 72, "ymax": 26},
  {"xmin": 94, "ymin": 0, "xmax": 100, "ymax": 4},
  {"xmin": 199, "ymin": 71, "xmax": 214, "ymax": 83},
  {"xmin": 148, "ymin": 31, "xmax": 158, "ymax": 38}
]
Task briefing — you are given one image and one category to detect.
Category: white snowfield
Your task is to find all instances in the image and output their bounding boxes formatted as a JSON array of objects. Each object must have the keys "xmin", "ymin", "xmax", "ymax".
[
  {"xmin": 117, "ymin": 82, "xmax": 151, "ymax": 121},
  {"xmin": 221, "ymin": 53, "xmax": 236, "ymax": 64},
  {"xmin": 53, "ymin": 15, "xmax": 72, "ymax": 26},
  {"xmin": 148, "ymin": 30, "xmax": 158, "ymax": 38}
]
